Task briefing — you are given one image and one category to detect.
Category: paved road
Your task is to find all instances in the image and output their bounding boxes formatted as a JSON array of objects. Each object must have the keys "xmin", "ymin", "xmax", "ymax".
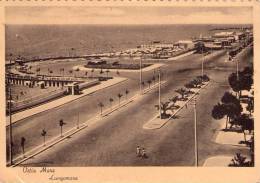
[{"xmin": 7, "ymin": 47, "xmax": 253, "ymax": 166}]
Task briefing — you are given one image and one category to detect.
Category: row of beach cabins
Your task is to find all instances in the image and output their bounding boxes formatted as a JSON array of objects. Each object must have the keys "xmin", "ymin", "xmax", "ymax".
[{"xmin": 10, "ymin": 28, "xmax": 253, "ymax": 65}]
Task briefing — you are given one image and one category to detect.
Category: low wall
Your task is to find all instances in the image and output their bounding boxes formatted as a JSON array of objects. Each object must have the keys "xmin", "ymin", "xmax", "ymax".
[
  {"xmin": 9, "ymin": 89, "xmax": 66, "ymax": 114},
  {"xmin": 78, "ymin": 80, "xmax": 100, "ymax": 90}
]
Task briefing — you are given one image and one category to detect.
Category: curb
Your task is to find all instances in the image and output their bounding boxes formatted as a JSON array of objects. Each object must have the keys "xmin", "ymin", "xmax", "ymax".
[{"xmin": 143, "ymin": 81, "xmax": 210, "ymax": 130}]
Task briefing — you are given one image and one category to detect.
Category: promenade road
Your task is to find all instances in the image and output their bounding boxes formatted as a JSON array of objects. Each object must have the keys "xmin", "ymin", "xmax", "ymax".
[{"xmin": 7, "ymin": 47, "xmax": 253, "ymax": 165}]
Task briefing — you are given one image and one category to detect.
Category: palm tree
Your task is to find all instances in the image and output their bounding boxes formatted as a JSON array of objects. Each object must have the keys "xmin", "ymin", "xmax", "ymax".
[
  {"xmin": 91, "ymin": 69, "xmax": 95, "ymax": 77},
  {"xmin": 109, "ymin": 98, "xmax": 114, "ymax": 108},
  {"xmin": 36, "ymin": 68, "xmax": 41, "ymax": 75},
  {"xmin": 98, "ymin": 102, "xmax": 104, "ymax": 115},
  {"xmin": 125, "ymin": 89, "xmax": 129, "ymax": 100},
  {"xmin": 100, "ymin": 68, "xmax": 104, "ymax": 75},
  {"xmin": 141, "ymin": 81, "xmax": 145, "ymax": 89},
  {"xmin": 41, "ymin": 129, "xmax": 47, "ymax": 146},
  {"xmin": 147, "ymin": 80, "xmax": 152, "ymax": 89},
  {"xmin": 75, "ymin": 68, "xmax": 80, "ymax": 77},
  {"xmin": 49, "ymin": 70, "xmax": 53, "ymax": 76},
  {"xmin": 117, "ymin": 93, "xmax": 123, "ymax": 106},
  {"xmin": 168, "ymin": 96, "xmax": 179, "ymax": 109},
  {"xmin": 106, "ymin": 69, "xmax": 110, "ymax": 78},
  {"xmin": 175, "ymin": 88, "xmax": 187, "ymax": 100},
  {"xmin": 229, "ymin": 153, "xmax": 250, "ymax": 167},
  {"xmin": 59, "ymin": 119, "xmax": 65, "ymax": 137},
  {"xmin": 155, "ymin": 101, "xmax": 172, "ymax": 119}
]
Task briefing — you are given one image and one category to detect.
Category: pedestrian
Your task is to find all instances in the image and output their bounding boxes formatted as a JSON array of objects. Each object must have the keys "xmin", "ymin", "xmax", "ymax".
[
  {"xmin": 136, "ymin": 146, "xmax": 141, "ymax": 157},
  {"xmin": 141, "ymin": 148, "xmax": 147, "ymax": 158}
]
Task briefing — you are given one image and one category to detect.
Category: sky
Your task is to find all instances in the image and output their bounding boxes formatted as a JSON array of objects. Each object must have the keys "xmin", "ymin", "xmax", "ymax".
[{"xmin": 5, "ymin": 6, "xmax": 253, "ymax": 25}]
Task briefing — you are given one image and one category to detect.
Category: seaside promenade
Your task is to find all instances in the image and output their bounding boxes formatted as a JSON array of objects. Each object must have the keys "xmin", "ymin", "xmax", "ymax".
[{"xmin": 6, "ymin": 77, "xmax": 127, "ymax": 125}]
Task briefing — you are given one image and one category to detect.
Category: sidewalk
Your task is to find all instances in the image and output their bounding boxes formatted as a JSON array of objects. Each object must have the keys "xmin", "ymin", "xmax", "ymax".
[
  {"xmin": 9, "ymin": 80, "xmax": 166, "ymax": 166},
  {"xmin": 214, "ymin": 116, "xmax": 252, "ymax": 148},
  {"xmin": 6, "ymin": 77, "xmax": 127, "ymax": 125},
  {"xmin": 143, "ymin": 81, "xmax": 210, "ymax": 130},
  {"xmin": 203, "ymin": 156, "xmax": 233, "ymax": 166}
]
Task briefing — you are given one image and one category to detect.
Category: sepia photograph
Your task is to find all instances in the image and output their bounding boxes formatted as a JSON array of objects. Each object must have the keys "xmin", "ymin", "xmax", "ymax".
[{"xmin": 4, "ymin": 6, "xmax": 255, "ymax": 168}]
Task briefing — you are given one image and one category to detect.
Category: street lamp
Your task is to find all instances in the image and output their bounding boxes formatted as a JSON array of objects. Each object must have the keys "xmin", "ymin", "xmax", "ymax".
[
  {"xmin": 139, "ymin": 54, "xmax": 143, "ymax": 94},
  {"xmin": 155, "ymin": 67, "xmax": 162, "ymax": 119},
  {"xmin": 190, "ymin": 96, "xmax": 199, "ymax": 167},
  {"xmin": 7, "ymin": 58, "xmax": 13, "ymax": 165}
]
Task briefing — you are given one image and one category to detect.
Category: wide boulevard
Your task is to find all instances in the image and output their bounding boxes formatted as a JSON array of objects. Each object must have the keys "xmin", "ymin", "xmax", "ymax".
[{"xmin": 6, "ymin": 46, "xmax": 253, "ymax": 166}]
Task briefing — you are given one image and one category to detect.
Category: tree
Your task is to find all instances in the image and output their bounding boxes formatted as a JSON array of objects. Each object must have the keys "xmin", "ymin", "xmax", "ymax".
[
  {"xmin": 91, "ymin": 69, "xmax": 95, "ymax": 77},
  {"xmin": 59, "ymin": 119, "xmax": 65, "ymax": 137},
  {"xmin": 125, "ymin": 89, "xmax": 129, "ymax": 100},
  {"xmin": 117, "ymin": 93, "xmax": 123, "ymax": 105},
  {"xmin": 175, "ymin": 88, "xmax": 187, "ymax": 100},
  {"xmin": 168, "ymin": 96, "xmax": 180, "ymax": 109},
  {"xmin": 197, "ymin": 74, "xmax": 210, "ymax": 82},
  {"xmin": 212, "ymin": 103, "xmax": 227, "ymax": 128},
  {"xmin": 85, "ymin": 71, "xmax": 88, "ymax": 77},
  {"xmin": 185, "ymin": 82, "xmax": 194, "ymax": 89},
  {"xmin": 36, "ymin": 68, "xmax": 41, "ymax": 75},
  {"xmin": 155, "ymin": 101, "xmax": 173, "ymax": 119},
  {"xmin": 100, "ymin": 68, "xmax": 104, "ymax": 74},
  {"xmin": 246, "ymin": 98, "xmax": 254, "ymax": 116},
  {"xmin": 109, "ymin": 98, "xmax": 114, "ymax": 108},
  {"xmin": 221, "ymin": 92, "xmax": 240, "ymax": 106},
  {"xmin": 147, "ymin": 80, "xmax": 152, "ymax": 89},
  {"xmin": 98, "ymin": 102, "xmax": 104, "ymax": 115},
  {"xmin": 21, "ymin": 137, "xmax": 26, "ymax": 157},
  {"xmin": 229, "ymin": 153, "xmax": 250, "ymax": 167},
  {"xmin": 236, "ymin": 114, "xmax": 254, "ymax": 142},
  {"xmin": 106, "ymin": 69, "xmax": 110, "ymax": 77},
  {"xmin": 191, "ymin": 78, "xmax": 202, "ymax": 88},
  {"xmin": 41, "ymin": 129, "xmax": 47, "ymax": 146},
  {"xmin": 228, "ymin": 69, "xmax": 253, "ymax": 98},
  {"xmin": 141, "ymin": 81, "xmax": 145, "ymax": 89},
  {"xmin": 212, "ymin": 92, "xmax": 242, "ymax": 130}
]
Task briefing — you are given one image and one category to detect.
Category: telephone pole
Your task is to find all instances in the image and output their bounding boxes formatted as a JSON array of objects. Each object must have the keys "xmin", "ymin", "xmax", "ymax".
[
  {"xmin": 8, "ymin": 60, "xmax": 13, "ymax": 165},
  {"xmin": 201, "ymin": 48, "xmax": 204, "ymax": 76},
  {"xmin": 139, "ymin": 55, "xmax": 143, "ymax": 94},
  {"xmin": 158, "ymin": 68, "xmax": 162, "ymax": 119},
  {"xmin": 193, "ymin": 98, "xmax": 198, "ymax": 167}
]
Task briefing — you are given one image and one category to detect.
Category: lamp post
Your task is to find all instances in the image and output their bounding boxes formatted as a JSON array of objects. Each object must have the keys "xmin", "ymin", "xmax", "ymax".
[
  {"xmin": 139, "ymin": 55, "xmax": 143, "ymax": 94},
  {"xmin": 193, "ymin": 98, "xmax": 198, "ymax": 167},
  {"xmin": 8, "ymin": 83, "xmax": 13, "ymax": 165},
  {"xmin": 8, "ymin": 59, "xmax": 13, "ymax": 165},
  {"xmin": 201, "ymin": 48, "xmax": 204, "ymax": 77},
  {"xmin": 157, "ymin": 68, "xmax": 162, "ymax": 119},
  {"xmin": 236, "ymin": 57, "xmax": 239, "ymax": 81}
]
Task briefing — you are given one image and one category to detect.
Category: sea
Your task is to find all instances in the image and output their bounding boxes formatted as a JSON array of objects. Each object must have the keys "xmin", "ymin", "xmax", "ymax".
[{"xmin": 5, "ymin": 24, "xmax": 250, "ymax": 61}]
